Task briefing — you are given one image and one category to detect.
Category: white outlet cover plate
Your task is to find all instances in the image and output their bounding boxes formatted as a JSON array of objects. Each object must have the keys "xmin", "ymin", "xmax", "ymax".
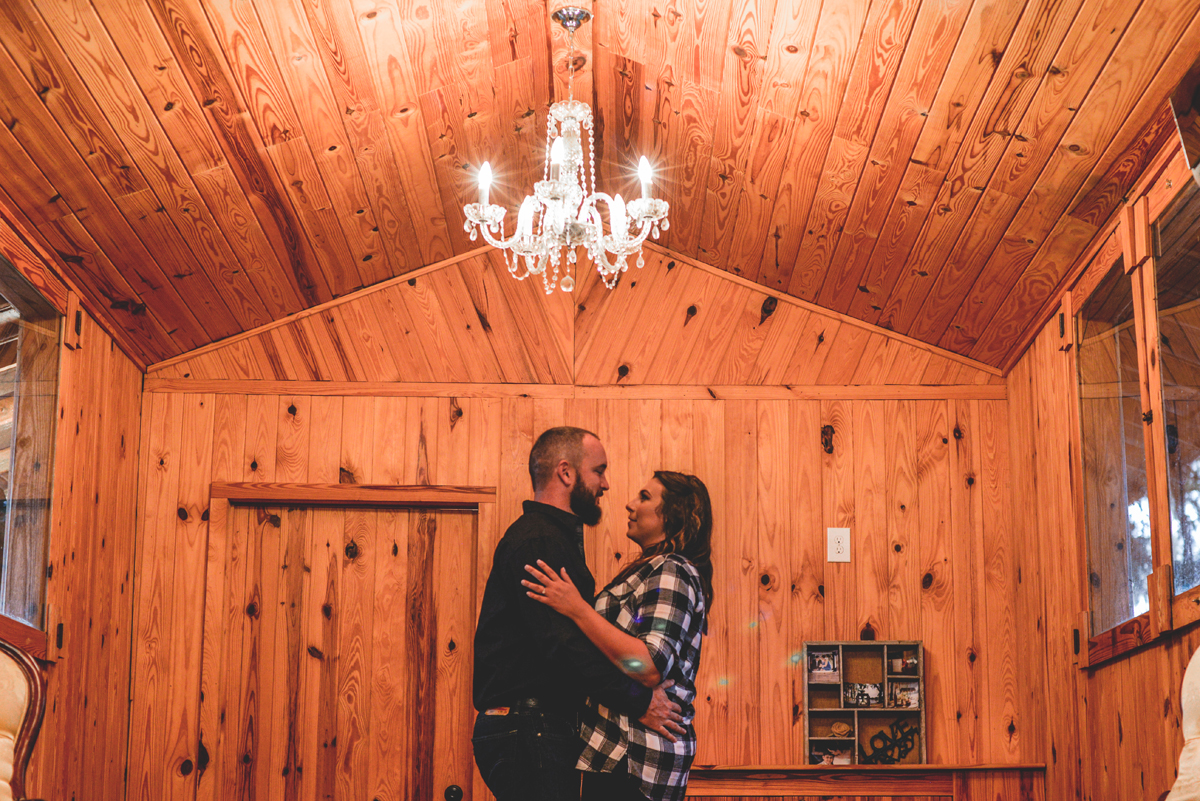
[{"xmin": 827, "ymin": 527, "xmax": 850, "ymax": 562}]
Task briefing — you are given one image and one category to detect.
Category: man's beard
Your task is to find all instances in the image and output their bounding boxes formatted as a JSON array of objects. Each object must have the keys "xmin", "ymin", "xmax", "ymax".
[{"xmin": 569, "ymin": 479, "xmax": 603, "ymax": 526}]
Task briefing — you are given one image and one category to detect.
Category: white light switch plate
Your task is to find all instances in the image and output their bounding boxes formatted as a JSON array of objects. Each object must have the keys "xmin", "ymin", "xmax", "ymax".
[{"xmin": 827, "ymin": 527, "xmax": 850, "ymax": 562}]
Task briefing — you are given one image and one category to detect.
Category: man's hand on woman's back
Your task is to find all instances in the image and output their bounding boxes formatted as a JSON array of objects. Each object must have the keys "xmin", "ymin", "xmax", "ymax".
[{"xmin": 638, "ymin": 679, "xmax": 686, "ymax": 742}]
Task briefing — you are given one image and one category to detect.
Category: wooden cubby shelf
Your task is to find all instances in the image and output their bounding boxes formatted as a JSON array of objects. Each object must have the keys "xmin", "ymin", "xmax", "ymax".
[{"xmin": 802, "ymin": 641, "xmax": 926, "ymax": 766}]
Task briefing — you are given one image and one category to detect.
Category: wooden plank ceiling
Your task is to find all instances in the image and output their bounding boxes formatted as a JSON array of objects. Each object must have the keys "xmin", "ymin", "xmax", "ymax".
[{"xmin": 0, "ymin": 0, "xmax": 1196, "ymax": 370}]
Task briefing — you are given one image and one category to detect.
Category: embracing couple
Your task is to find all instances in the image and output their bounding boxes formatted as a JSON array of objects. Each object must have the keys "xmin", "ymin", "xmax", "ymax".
[{"xmin": 472, "ymin": 426, "xmax": 714, "ymax": 801}]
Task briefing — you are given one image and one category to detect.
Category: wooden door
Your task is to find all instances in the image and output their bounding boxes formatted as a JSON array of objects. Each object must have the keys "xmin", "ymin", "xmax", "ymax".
[{"xmin": 196, "ymin": 503, "xmax": 477, "ymax": 801}]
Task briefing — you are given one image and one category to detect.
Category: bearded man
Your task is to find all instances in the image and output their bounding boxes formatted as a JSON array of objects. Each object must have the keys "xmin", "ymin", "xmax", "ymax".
[{"xmin": 472, "ymin": 426, "xmax": 683, "ymax": 801}]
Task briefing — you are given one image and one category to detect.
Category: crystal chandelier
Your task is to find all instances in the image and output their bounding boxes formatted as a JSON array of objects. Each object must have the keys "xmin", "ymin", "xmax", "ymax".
[{"xmin": 463, "ymin": 7, "xmax": 669, "ymax": 293}]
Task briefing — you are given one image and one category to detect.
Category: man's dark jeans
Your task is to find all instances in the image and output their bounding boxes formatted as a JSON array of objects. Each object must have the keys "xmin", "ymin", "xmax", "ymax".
[{"xmin": 472, "ymin": 708, "xmax": 582, "ymax": 801}]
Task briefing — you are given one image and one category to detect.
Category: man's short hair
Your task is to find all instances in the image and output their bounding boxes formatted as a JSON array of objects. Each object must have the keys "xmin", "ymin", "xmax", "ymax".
[{"xmin": 529, "ymin": 426, "xmax": 598, "ymax": 490}]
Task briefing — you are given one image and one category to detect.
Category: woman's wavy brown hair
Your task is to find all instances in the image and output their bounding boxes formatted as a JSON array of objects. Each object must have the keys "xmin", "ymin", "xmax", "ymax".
[{"xmin": 609, "ymin": 470, "xmax": 714, "ymax": 609}]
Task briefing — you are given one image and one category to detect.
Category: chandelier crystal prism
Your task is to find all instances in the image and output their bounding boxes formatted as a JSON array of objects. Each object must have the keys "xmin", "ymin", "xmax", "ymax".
[{"xmin": 462, "ymin": 6, "xmax": 669, "ymax": 293}]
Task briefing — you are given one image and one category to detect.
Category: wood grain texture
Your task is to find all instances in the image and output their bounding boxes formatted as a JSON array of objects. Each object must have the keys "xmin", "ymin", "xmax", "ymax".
[
  {"xmin": 0, "ymin": 0, "xmax": 1186, "ymax": 371},
  {"xmin": 120, "ymin": 371, "xmax": 1051, "ymax": 801},
  {"xmin": 25, "ymin": 306, "xmax": 142, "ymax": 801},
  {"xmin": 146, "ymin": 250, "xmax": 1000, "ymax": 391}
]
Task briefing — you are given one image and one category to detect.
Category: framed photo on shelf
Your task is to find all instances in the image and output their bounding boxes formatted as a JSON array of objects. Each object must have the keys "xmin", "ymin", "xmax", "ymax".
[
  {"xmin": 810, "ymin": 746, "xmax": 853, "ymax": 765},
  {"xmin": 808, "ymin": 649, "xmax": 840, "ymax": 683},
  {"xmin": 844, "ymin": 682, "xmax": 883, "ymax": 708},
  {"xmin": 889, "ymin": 680, "xmax": 919, "ymax": 709}
]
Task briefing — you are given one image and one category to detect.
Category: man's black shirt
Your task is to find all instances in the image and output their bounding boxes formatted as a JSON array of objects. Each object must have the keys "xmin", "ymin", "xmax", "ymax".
[{"xmin": 473, "ymin": 500, "xmax": 653, "ymax": 717}]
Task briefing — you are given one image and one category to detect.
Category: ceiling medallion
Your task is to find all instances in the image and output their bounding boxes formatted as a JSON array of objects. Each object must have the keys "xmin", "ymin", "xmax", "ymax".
[{"xmin": 463, "ymin": 6, "xmax": 669, "ymax": 293}]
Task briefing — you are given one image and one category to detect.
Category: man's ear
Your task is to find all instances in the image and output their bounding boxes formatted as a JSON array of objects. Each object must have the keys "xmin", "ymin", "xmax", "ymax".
[{"xmin": 554, "ymin": 459, "xmax": 574, "ymax": 487}]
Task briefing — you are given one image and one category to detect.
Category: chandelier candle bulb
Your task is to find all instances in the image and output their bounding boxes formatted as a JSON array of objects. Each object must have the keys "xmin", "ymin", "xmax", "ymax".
[
  {"xmin": 638, "ymin": 156, "xmax": 652, "ymax": 199},
  {"xmin": 478, "ymin": 162, "xmax": 492, "ymax": 207},
  {"xmin": 517, "ymin": 197, "xmax": 537, "ymax": 240},
  {"xmin": 611, "ymin": 194, "xmax": 627, "ymax": 238},
  {"xmin": 550, "ymin": 137, "xmax": 564, "ymax": 182}
]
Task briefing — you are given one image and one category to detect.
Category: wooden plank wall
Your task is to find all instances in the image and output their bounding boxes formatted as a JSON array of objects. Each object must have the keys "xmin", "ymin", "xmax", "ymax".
[
  {"xmin": 25, "ymin": 304, "xmax": 144, "ymax": 800},
  {"xmin": 144, "ymin": 250, "xmax": 1003, "ymax": 390},
  {"xmin": 128, "ymin": 386, "xmax": 1034, "ymax": 801},
  {"xmin": 1006, "ymin": 313, "xmax": 1200, "ymax": 801}
]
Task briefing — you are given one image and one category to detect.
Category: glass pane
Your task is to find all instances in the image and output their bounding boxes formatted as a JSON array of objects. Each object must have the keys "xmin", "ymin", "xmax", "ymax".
[
  {"xmin": 0, "ymin": 259, "xmax": 60, "ymax": 629},
  {"xmin": 1076, "ymin": 255, "xmax": 1151, "ymax": 634},
  {"xmin": 1153, "ymin": 180, "xmax": 1200, "ymax": 595}
]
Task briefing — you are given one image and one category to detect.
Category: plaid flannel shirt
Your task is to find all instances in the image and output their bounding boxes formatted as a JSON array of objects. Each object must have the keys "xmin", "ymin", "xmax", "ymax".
[{"xmin": 577, "ymin": 554, "xmax": 707, "ymax": 801}]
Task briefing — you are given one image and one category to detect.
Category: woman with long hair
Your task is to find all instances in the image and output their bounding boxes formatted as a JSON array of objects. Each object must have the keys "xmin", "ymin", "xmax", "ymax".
[{"xmin": 522, "ymin": 470, "xmax": 714, "ymax": 801}]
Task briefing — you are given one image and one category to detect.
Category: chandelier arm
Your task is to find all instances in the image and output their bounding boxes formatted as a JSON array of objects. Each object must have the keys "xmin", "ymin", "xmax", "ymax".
[{"xmin": 475, "ymin": 222, "xmax": 524, "ymax": 251}]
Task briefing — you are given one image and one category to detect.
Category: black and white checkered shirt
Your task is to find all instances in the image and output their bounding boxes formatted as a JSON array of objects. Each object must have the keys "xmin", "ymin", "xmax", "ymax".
[{"xmin": 577, "ymin": 554, "xmax": 707, "ymax": 801}]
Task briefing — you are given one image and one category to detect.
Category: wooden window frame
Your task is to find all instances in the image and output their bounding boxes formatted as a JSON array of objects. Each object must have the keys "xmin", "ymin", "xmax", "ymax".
[{"xmin": 1069, "ymin": 144, "xmax": 1199, "ymax": 667}]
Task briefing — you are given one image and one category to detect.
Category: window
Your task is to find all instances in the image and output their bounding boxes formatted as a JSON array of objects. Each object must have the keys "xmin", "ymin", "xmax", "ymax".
[
  {"xmin": 1075, "ymin": 255, "xmax": 1151, "ymax": 634},
  {"xmin": 1072, "ymin": 148, "xmax": 1200, "ymax": 662},
  {"xmin": 1152, "ymin": 180, "xmax": 1200, "ymax": 596},
  {"xmin": 0, "ymin": 253, "xmax": 60, "ymax": 629}
]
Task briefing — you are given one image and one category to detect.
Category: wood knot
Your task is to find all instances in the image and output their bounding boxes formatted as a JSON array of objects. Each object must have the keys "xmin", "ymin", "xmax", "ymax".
[
  {"xmin": 967, "ymin": 649, "xmax": 977, "ymax": 663},
  {"xmin": 922, "ymin": 572, "xmax": 933, "ymax": 589},
  {"xmin": 288, "ymin": 403, "xmax": 297, "ymax": 415},
  {"xmin": 307, "ymin": 645, "xmax": 324, "ymax": 659},
  {"xmin": 860, "ymin": 624, "xmax": 876, "ymax": 641},
  {"xmin": 322, "ymin": 603, "xmax": 333, "ymax": 619},
  {"xmin": 617, "ymin": 364, "xmax": 630, "ymax": 379},
  {"xmin": 760, "ymin": 296, "xmax": 777, "ymax": 325},
  {"xmin": 684, "ymin": 304, "xmax": 698, "ymax": 325},
  {"xmin": 820, "ymin": 425, "xmax": 834, "ymax": 454},
  {"xmin": 345, "ymin": 540, "xmax": 360, "ymax": 560},
  {"xmin": 760, "ymin": 573, "xmax": 771, "ymax": 586},
  {"xmin": 180, "ymin": 759, "xmax": 193, "ymax": 776},
  {"xmin": 952, "ymin": 426, "xmax": 963, "ymax": 439},
  {"xmin": 817, "ymin": 584, "xmax": 825, "ymax": 597},
  {"xmin": 448, "ymin": 639, "xmax": 457, "ymax": 651},
  {"xmin": 666, "ymin": 260, "xmax": 676, "ymax": 270},
  {"xmin": 177, "ymin": 507, "xmax": 188, "ymax": 521},
  {"xmin": 894, "ymin": 543, "xmax": 902, "ymax": 553},
  {"xmin": 246, "ymin": 602, "xmax": 258, "ymax": 618}
]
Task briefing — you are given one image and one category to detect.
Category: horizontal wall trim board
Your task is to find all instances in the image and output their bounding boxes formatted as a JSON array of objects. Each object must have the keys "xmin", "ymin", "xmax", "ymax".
[
  {"xmin": 685, "ymin": 764, "xmax": 1046, "ymax": 796},
  {"xmin": 145, "ymin": 379, "xmax": 579, "ymax": 397},
  {"xmin": 145, "ymin": 379, "xmax": 1006, "ymax": 400},
  {"xmin": 210, "ymin": 482, "xmax": 496, "ymax": 507}
]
